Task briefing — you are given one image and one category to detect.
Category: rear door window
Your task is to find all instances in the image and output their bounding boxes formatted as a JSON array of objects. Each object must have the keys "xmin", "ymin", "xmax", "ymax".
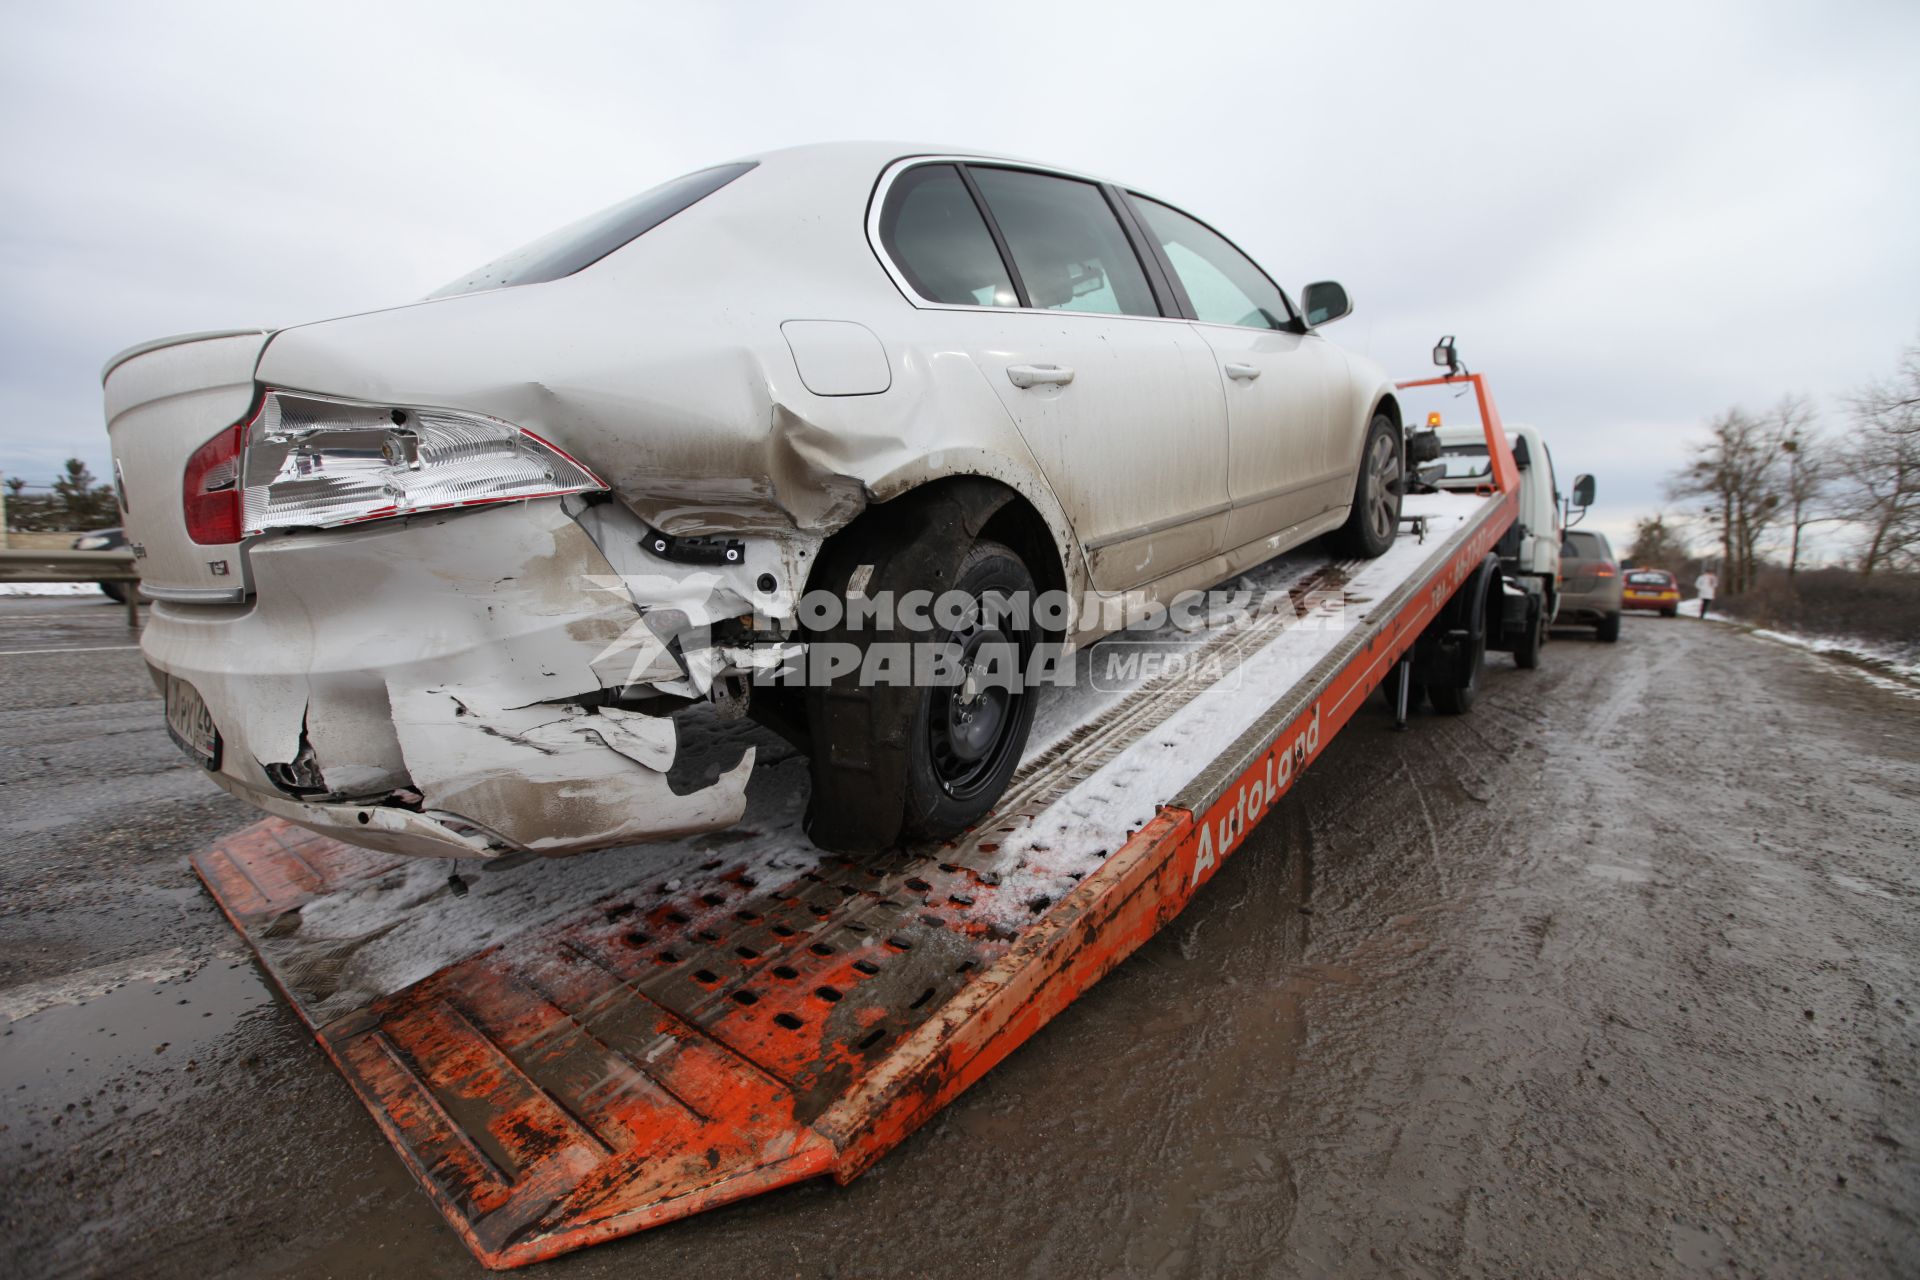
[
  {"xmin": 967, "ymin": 167, "xmax": 1160, "ymax": 318},
  {"xmin": 1563, "ymin": 532, "xmax": 1605, "ymax": 559},
  {"xmin": 1130, "ymin": 196, "xmax": 1291, "ymax": 329},
  {"xmin": 878, "ymin": 164, "xmax": 1019, "ymax": 308}
]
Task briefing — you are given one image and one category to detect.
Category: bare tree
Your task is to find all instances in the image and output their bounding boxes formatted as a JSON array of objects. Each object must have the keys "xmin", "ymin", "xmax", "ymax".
[
  {"xmin": 1625, "ymin": 513, "xmax": 1688, "ymax": 571},
  {"xmin": 1770, "ymin": 394, "xmax": 1829, "ymax": 575},
  {"xmin": 1666, "ymin": 408, "xmax": 1785, "ymax": 595},
  {"xmin": 1836, "ymin": 342, "xmax": 1920, "ymax": 577}
]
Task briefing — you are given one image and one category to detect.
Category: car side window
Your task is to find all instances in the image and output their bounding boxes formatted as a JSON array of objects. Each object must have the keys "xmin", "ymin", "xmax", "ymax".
[
  {"xmin": 879, "ymin": 165, "xmax": 1019, "ymax": 308},
  {"xmin": 967, "ymin": 167, "xmax": 1159, "ymax": 318},
  {"xmin": 1131, "ymin": 196, "xmax": 1290, "ymax": 330}
]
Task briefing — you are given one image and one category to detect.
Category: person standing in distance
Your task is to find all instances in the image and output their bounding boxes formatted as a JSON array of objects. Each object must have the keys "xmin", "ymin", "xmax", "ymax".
[{"xmin": 1694, "ymin": 569, "xmax": 1719, "ymax": 619}]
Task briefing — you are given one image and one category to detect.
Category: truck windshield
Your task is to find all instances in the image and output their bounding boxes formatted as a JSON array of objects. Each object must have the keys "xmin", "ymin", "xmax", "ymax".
[{"xmin": 1437, "ymin": 443, "xmax": 1492, "ymax": 481}]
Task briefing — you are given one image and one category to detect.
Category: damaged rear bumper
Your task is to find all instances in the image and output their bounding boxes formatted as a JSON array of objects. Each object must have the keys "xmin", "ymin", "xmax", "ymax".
[{"xmin": 142, "ymin": 498, "xmax": 801, "ymax": 858}]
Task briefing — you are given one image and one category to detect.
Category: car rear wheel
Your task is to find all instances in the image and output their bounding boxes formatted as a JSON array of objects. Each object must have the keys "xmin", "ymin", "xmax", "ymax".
[
  {"xmin": 1328, "ymin": 413, "xmax": 1401, "ymax": 558},
  {"xmin": 1596, "ymin": 611, "xmax": 1621, "ymax": 643},
  {"xmin": 800, "ymin": 491, "xmax": 1040, "ymax": 853}
]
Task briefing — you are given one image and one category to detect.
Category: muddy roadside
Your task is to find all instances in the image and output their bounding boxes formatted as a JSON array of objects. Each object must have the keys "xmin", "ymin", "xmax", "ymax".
[{"xmin": 2, "ymin": 600, "xmax": 1916, "ymax": 1277}]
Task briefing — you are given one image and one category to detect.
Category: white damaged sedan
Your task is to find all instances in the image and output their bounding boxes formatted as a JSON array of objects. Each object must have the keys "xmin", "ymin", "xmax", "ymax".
[{"xmin": 104, "ymin": 142, "xmax": 1404, "ymax": 859}]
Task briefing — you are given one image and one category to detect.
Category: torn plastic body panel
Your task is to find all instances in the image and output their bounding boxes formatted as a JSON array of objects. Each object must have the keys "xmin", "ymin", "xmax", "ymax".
[{"xmin": 142, "ymin": 498, "xmax": 812, "ymax": 858}]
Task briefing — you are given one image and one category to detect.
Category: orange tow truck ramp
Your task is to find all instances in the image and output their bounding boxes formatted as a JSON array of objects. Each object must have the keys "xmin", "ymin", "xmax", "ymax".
[{"xmin": 195, "ymin": 374, "xmax": 1521, "ymax": 1269}]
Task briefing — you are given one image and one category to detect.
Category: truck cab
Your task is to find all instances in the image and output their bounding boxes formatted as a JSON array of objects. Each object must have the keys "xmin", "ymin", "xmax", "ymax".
[{"xmin": 1430, "ymin": 420, "xmax": 1576, "ymax": 623}]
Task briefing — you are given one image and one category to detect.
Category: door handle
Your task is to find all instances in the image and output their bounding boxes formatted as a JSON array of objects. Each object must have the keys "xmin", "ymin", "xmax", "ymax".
[
  {"xmin": 1224, "ymin": 362, "xmax": 1261, "ymax": 381},
  {"xmin": 1007, "ymin": 363, "xmax": 1075, "ymax": 389}
]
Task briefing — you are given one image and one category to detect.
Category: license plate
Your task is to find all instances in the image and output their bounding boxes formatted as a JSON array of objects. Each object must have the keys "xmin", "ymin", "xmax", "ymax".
[{"xmin": 164, "ymin": 675, "xmax": 222, "ymax": 770}]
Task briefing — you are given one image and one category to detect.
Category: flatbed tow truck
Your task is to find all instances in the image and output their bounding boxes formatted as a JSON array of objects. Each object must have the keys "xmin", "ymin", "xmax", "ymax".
[{"xmin": 194, "ymin": 370, "xmax": 1526, "ymax": 1269}]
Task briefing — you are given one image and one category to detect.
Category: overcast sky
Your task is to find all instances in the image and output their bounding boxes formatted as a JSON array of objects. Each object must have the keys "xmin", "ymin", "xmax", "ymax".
[{"xmin": 3, "ymin": 0, "xmax": 1916, "ymax": 554}]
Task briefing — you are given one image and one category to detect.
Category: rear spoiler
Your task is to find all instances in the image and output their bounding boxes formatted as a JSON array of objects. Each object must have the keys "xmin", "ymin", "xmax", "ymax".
[{"xmin": 101, "ymin": 328, "xmax": 273, "ymax": 383}]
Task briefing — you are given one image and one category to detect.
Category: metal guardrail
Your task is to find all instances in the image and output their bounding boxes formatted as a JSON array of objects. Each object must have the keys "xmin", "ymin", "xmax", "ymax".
[{"xmin": 0, "ymin": 548, "xmax": 142, "ymax": 626}]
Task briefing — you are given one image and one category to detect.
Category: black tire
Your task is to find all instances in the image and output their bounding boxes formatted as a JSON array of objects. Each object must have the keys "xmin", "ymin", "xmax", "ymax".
[
  {"xmin": 801, "ymin": 514, "xmax": 1038, "ymax": 853},
  {"xmin": 1513, "ymin": 598, "xmax": 1543, "ymax": 670},
  {"xmin": 99, "ymin": 582, "xmax": 127, "ymax": 604},
  {"xmin": 1660, "ymin": 607, "xmax": 1677, "ymax": 619},
  {"xmin": 1596, "ymin": 611, "xmax": 1622, "ymax": 643},
  {"xmin": 900, "ymin": 543, "xmax": 1038, "ymax": 842},
  {"xmin": 1430, "ymin": 623, "xmax": 1486, "ymax": 715},
  {"xmin": 1328, "ymin": 413, "xmax": 1402, "ymax": 558}
]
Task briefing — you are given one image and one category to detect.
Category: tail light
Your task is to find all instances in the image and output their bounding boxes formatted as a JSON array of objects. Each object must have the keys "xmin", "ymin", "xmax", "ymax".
[
  {"xmin": 185, "ymin": 390, "xmax": 605, "ymax": 540},
  {"xmin": 184, "ymin": 421, "xmax": 246, "ymax": 544},
  {"xmin": 1596, "ymin": 563, "xmax": 1617, "ymax": 578}
]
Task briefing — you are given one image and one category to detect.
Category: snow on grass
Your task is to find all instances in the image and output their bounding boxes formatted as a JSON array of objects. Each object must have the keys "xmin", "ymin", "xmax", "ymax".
[{"xmin": 1747, "ymin": 625, "xmax": 1920, "ymax": 697}]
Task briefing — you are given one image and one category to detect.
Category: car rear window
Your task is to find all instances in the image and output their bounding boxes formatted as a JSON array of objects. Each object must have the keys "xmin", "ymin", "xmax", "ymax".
[
  {"xmin": 878, "ymin": 164, "xmax": 1019, "ymax": 307},
  {"xmin": 1562, "ymin": 532, "xmax": 1607, "ymax": 559},
  {"xmin": 429, "ymin": 162, "xmax": 756, "ymax": 299},
  {"xmin": 1627, "ymin": 571, "xmax": 1672, "ymax": 585}
]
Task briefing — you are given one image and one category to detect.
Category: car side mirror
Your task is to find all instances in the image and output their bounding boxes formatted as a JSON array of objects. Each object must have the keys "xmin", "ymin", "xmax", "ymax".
[
  {"xmin": 1301, "ymin": 281, "xmax": 1351, "ymax": 327},
  {"xmin": 1571, "ymin": 474, "xmax": 1596, "ymax": 508}
]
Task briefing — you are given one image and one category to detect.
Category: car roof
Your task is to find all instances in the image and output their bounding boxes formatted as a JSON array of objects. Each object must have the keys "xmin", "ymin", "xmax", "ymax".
[{"xmin": 730, "ymin": 140, "xmax": 1127, "ymax": 189}]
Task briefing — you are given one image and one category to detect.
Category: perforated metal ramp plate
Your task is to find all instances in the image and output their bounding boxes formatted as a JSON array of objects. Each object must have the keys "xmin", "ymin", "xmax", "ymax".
[
  {"xmin": 192, "ymin": 487, "xmax": 1514, "ymax": 1269},
  {"xmin": 195, "ymin": 817, "xmax": 1027, "ymax": 1266}
]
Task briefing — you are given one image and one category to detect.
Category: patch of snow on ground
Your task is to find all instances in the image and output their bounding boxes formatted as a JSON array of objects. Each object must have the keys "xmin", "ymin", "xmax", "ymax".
[{"xmin": 0, "ymin": 583, "xmax": 102, "ymax": 597}]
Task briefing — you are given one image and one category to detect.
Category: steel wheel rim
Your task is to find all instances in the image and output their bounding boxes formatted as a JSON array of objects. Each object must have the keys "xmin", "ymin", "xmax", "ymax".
[{"xmin": 927, "ymin": 620, "xmax": 1024, "ymax": 800}]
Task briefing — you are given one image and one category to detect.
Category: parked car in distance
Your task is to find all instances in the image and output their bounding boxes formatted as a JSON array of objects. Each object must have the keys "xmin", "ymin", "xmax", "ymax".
[
  {"xmin": 102, "ymin": 141, "xmax": 1406, "ymax": 860},
  {"xmin": 69, "ymin": 526, "xmax": 131, "ymax": 602},
  {"xmin": 1621, "ymin": 567, "xmax": 1679, "ymax": 617},
  {"xmin": 1558, "ymin": 530, "xmax": 1622, "ymax": 641}
]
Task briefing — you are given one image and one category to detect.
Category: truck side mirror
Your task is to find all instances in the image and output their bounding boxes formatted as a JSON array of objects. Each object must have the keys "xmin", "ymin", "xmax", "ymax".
[
  {"xmin": 1572, "ymin": 474, "xmax": 1596, "ymax": 508},
  {"xmin": 1433, "ymin": 335, "xmax": 1460, "ymax": 374},
  {"xmin": 1301, "ymin": 281, "xmax": 1351, "ymax": 327}
]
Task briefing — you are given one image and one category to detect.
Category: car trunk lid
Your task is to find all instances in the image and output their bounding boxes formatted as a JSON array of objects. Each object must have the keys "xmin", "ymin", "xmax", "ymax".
[{"xmin": 102, "ymin": 329, "xmax": 271, "ymax": 601}]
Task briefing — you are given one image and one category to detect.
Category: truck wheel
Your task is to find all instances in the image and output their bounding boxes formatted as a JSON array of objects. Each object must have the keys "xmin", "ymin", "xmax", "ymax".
[
  {"xmin": 99, "ymin": 582, "xmax": 128, "ymax": 604},
  {"xmin": 901, "ymin": 543, "xmax": 1037, "ymax": 842},
  {"xmin": 1596, "ymin": 611, "xmax": 1622, "ymax": 643},
  {"xmin": 1430, "ymin": 622, "xmax": 1485, "ymax": 715},
  {"xmin": 1513, "ymin": 600, "xmax": 1543, "ymax": 670},
  {"xmin": 1327, "ymin": 413, "xmax": 1402, "ymax": 559}
]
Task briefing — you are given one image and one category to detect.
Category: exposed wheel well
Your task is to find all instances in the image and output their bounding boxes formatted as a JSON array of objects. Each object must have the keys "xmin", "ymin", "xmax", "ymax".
[
  {"xmin": 1374, "ymin": 392, "xmax": 1402, "ymax": 429},
  {"xmin": 810, "ymin": 476, "xmax": 1069, "ymax": 640}
]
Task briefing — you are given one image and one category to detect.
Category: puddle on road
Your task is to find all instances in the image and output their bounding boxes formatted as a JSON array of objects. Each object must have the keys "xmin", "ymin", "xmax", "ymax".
[{"xmin": 0, "ymin": 956, "xmax": 277, "ymax": 1140}]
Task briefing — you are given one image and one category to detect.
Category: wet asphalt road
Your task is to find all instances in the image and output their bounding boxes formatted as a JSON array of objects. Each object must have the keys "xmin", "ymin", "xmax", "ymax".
[{"xmin": 1, "ymin": 593, "xmax": 1916, "ymax": 1278}]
